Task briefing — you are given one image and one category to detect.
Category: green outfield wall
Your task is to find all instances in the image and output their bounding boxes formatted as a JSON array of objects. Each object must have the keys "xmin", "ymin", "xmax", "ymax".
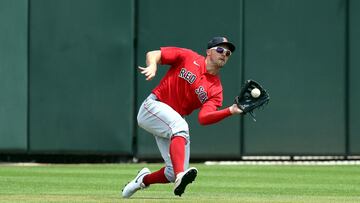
[
  {"xmin": 0, "ymin": 0, "xmax": 28, "ymax": 151},
  {"xmin": 243, "ymin": 0, "xmax": 346, "ymax": 155},
  {"xmin": 0, "ymin": 0, "xmax": 359, "ymax": 159},
  {"xmin": 28, "ymin": 0, "xmax": 134, "ymax": 154},
  {"xmin": 350, "ymin": 0, "xmax": 360, "ymax": 154}
]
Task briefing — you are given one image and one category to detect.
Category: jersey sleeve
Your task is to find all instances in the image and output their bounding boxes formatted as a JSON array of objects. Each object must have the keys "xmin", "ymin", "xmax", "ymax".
[
  {"xmin": 198, "ymin": 103, "xmax": 232, "ymax": 125},
  {"xmin": 160, "ymin": 47, "xmax": 192, "ymax": 65},
  {"xmin": 198, "ymin": 90, "xmax": 230, "ymax": 125}
]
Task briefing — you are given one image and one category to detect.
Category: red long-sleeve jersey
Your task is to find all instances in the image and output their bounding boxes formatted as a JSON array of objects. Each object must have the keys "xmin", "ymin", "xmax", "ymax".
[{"xmin": 152, "ymin": 47, "xmax": 231, "ymax": 125}]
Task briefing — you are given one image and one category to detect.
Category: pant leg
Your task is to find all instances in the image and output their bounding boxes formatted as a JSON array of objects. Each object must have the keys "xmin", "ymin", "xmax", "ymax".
[
  {"xmin": 138, "ymin": 94, "xmax": 191, "ymax": 182},
  {"xmin": 137, "ymin": 94, "xmax": 189, "ymax": 139},
  {"xmin": 154, "ymin": 135, "xmax": 190, "ymax": 182}
]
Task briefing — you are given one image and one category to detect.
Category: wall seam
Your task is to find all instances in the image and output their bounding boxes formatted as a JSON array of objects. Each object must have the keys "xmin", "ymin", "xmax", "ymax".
[
  {"xmin": 240, "ymin": 0, "xmax": 246, "ymax": 157},
  {"xmin": 345, "ymin": 0, "xmax": 350, "ymax": 158},
  {"xmin": 26, "ymin": 0, "xmax": 31, "ymax": 154},
  {"xmin": 132, "ymin": 0, "xmax": 139, "ymax": 160}
]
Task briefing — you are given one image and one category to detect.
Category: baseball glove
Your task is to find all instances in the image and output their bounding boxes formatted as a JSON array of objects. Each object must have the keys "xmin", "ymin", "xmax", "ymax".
[{"xmin": 235, "ymin": 79, "xmax": 270, "ymax": 121}]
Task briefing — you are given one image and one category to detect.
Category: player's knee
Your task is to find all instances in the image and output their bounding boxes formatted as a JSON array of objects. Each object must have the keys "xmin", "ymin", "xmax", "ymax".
[
  {"xmin": 137, "ymin": 109, "xmax": 146, "ymax": 128},
  {"xmin": 171, "ymin": 118, "xmax": 189, "ymax": 138},
  {"xmin": 136, "ymin": 113, "xmax": 143, "ymax": 126}
]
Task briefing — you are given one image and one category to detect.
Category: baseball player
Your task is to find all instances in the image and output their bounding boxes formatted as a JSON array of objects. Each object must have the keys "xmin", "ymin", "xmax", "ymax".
[{"xmin": 122, "ymin": 37, "xmax": 242, "ymax": 198}]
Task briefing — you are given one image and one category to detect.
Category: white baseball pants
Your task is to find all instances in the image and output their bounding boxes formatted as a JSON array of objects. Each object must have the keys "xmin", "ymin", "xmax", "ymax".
[{"xmin": 137, "ymin": 94, "xmax": 190, "ymax": 182}]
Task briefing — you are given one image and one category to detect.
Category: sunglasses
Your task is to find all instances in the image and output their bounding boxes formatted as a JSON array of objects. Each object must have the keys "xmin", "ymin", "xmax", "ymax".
[{"xmin": 210, "ymin": 46, "xmax": 232, "ymax": 56}]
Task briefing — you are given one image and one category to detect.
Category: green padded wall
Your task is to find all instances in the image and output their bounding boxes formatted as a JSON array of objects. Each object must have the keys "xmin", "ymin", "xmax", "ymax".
[
  {"xmin": 349, "ymin": 0, "xmax": 360, "ymax": 154},
  {"xmin": 0, "ymin": 0, "xmax": 28, "ymax": 151},
  {"xmin": 1, "ymin": 0, "xmax": 358, "ymax": 157},
  {"xmin": 243, "ymin": 0, "xmax": 346, "ymax": 155},
  {"xmin": 136, "ymin": 0, "xmax": 243, "ymax": 158},
  {"xmin": 29, "ymin": 0, "xmax": 134, "ymax": 154}
]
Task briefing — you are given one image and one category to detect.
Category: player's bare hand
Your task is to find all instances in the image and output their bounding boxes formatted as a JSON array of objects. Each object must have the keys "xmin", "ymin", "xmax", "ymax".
[
  {"xmin": 138, "ymin": 64, "xmax": 157, "ymax": 81},
  {"xmin": 229, "ymin": 104, "xmax": 243, "ymax": 115}
]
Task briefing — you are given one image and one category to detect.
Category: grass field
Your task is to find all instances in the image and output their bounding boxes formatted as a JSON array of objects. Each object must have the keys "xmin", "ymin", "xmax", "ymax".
[{"xmin": 0, "ymin": 163, "xmax": 359, "ymax": 203}]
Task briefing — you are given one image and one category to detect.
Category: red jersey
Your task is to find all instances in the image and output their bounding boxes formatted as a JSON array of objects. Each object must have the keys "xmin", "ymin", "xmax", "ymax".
[{"xmin": 152, "ymin": 47, "xmax": 223, "ymax": 116}]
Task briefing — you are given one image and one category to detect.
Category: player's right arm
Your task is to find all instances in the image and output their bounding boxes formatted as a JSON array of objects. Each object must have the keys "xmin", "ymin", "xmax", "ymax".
[{"xmin": 138, "ymin": 50, "xmax": 161, "ymax": 81}]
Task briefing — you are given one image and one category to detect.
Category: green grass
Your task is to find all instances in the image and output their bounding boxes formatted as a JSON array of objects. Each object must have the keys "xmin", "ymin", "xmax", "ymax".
[{"xmin": 0, "ymin": 163, "xmax": 359, "ymax": 202}]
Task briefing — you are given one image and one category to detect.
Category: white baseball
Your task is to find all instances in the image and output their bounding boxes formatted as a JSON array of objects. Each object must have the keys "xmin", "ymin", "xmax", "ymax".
[{"xmin": 251, "ymin": 88, "xmax": 261, "ymax": 98}]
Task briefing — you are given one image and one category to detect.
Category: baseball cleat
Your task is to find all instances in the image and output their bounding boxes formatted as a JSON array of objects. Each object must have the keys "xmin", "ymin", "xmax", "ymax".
[
  {"xmin": 174, "ymin": 167, "xmax": 198, "ymax": 196},
  {"xmin": 121, "ymin": 167, "xmax": 151, "ymax": 198}
]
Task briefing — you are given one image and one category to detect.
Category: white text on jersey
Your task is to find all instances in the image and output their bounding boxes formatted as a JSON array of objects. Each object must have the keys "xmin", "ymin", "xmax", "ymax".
[
  {"xmin": 195, "ymin": 86, "xmax": 208, "ymax": 104},
  {"xmin": 179, "ymin": 68, "xmax": 197, "ymax": 84}
]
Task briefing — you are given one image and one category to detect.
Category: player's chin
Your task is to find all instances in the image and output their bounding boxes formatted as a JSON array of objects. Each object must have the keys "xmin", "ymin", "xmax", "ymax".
[{"xmin": 217, "ymin": 60, "xmax": 226, "ymax": 67}]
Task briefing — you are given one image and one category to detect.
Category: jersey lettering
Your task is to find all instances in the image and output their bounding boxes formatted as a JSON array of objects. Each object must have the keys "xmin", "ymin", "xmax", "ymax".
[
  {"xmin": 179, "ymin": 68, "xmax": 196, "ymax": 84},
  {"xmin": 195, "ymin": 86, "xmax": 208, "ymax": 104}
]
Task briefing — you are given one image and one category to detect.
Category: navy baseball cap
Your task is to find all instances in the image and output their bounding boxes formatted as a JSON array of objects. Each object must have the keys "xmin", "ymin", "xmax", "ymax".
[{"xmin": 207, "ymin": 36, "xmax": 236, "ymax": 52}]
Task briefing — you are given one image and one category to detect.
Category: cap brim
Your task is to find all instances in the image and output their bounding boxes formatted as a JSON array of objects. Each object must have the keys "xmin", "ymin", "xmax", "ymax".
[{"xmin": 218, "ymin": 42, "xmax": 235, "ymax": 52}]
